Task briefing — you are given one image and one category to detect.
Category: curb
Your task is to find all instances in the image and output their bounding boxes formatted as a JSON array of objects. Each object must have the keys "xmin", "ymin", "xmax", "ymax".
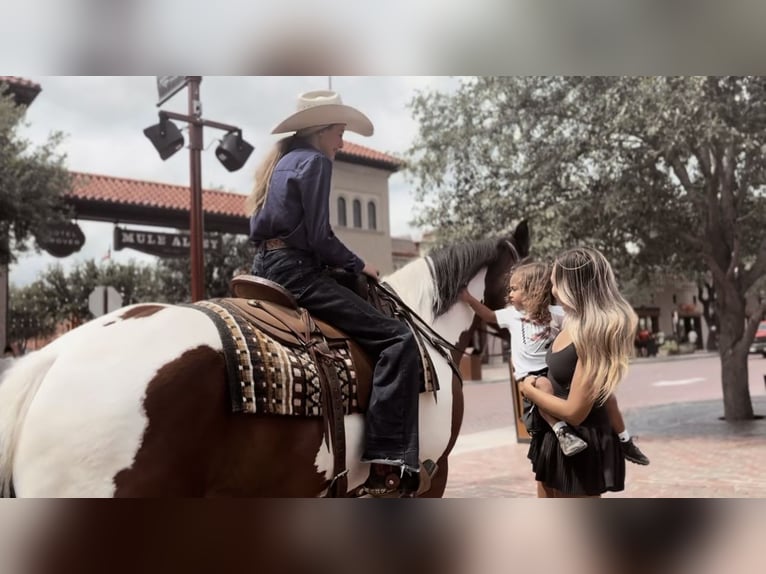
[{"xmin": 464, "ymin": 352, "xmax": 723, "ymax": 385}]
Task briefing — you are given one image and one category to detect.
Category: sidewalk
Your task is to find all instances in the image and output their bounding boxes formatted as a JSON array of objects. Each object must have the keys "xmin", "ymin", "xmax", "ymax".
[
  {"xmin": 444, "ymin": 396, "xmax": 766, "ymax": 497},
  {"xmin": 451, "ymin": 351, "xmax": 766, "ymax": 497}
]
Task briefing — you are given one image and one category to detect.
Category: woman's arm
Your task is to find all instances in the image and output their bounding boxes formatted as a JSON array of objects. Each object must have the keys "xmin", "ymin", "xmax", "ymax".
[
  {"xmin": 519, "ymin": 360, "xmax": 595, "ymax": 426},
  {"xmin": 459, "ymin": 289, "xmax": 498, "ymax": 325}
]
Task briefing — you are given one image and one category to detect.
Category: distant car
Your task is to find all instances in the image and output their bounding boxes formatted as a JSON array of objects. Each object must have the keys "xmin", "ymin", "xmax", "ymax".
[{"xmin": 749, "ymin": 320, "xmax": 766, "ymax": 357}]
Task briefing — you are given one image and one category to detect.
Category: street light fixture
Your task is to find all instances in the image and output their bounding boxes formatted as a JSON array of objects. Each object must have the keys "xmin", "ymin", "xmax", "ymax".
[
  {"xmin": 143, "ymin": 113, "xmax": 185, "ymax": 160},
  {"xmin": 143, "ymin": 77, "xmax": 254, "ymax": 302},
  {"xmin": 216, "ymin": 130, "xmax": 254, "ymax": 172}
]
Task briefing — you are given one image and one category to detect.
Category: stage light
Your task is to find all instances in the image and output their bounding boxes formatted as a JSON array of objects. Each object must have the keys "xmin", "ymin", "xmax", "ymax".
[
  {"xmin": 143, "ymin": 113, "xmax": 184, "ymax": 160},
  {"xmin": 215, "ymin": 130, "xmax": 254, "ymax": 171}
]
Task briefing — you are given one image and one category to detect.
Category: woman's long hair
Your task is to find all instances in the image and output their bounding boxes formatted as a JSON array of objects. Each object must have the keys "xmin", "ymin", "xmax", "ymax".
[
  {"xmin": 244, "ymin": 125, "xmax": 334, "ymax": 216},
  {"xmin": 552, "ymin": 247, "xmax": 638, "ymax": 405},
  {"xmin": 244, "ymin": 135, "xmax": 296, "ymax": 216}
]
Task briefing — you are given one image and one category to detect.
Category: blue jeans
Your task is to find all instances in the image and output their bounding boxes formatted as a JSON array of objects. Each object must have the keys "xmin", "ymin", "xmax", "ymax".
[{"xmin": 252, "ymin": 249, "xmax": 421, "ymax": 471}]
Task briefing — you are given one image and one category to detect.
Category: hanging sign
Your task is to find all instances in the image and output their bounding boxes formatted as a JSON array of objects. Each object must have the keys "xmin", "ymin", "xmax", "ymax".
[
  {"xmin": 156, "ymin": 76, "xmax": 189, "ymax": 106},
  {"xmin": 37, "ymin": 221, "xmax": 86, "ymax": 258},
  {"xmin": 114, "ymin": 227, "xmax": 222, "ymax": 258}
]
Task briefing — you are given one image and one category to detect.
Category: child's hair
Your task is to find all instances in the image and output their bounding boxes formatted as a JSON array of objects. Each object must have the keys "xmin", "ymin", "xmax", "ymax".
[{"xmin": 507, "ymin": 260, "xmax": 553, "ymax": 329}]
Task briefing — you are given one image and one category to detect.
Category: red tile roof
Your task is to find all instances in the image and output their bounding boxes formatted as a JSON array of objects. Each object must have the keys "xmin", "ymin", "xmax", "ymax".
[
  {"xmin": 70, "ymin": 172, "xmax": 247, "ymax": 218},
  {"xmin": 0, "ymin": 76, "xmax": 42, "ymax": 106},
  {"xmin": 338, "ymin": 141, "xmax": 403, "ymax": 171},
  {"xmin": 0, "ymin": 76, "xmax": 41, "ymax": 91},
  {"xmin": 67, "ymin": 142, "xmax": 403, "ymax": 217}
]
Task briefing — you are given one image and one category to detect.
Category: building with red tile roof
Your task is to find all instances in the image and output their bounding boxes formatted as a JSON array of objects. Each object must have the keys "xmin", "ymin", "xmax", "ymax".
[
  {"xmin": 0, "ymin": 76, "xmax": 41, "ymax": 106},
  {"xmin": 66, "ymin": 140, "xmax": 403, "ymax": 235}
]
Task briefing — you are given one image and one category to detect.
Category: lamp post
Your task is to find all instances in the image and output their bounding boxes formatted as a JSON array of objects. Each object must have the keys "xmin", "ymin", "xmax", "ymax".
[
  {"xmin": 144, "ymin": 77, "xmax": 253, "ymax": 302},
  {"xmin": 188, "ymin": 77, "xmax": 205, "ymax": 302}
]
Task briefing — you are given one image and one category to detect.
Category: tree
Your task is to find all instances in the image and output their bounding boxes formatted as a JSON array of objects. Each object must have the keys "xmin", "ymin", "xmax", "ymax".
[
  {"xmin": 0, "ymin": 87, "xmax": 72, "ymax": 265},
  {"xmin": 18, "ymin": 260, "xmax": 166, "ymax": 334},
  {"xmin": 7, "ymin": 281, "xmax": 58, "ymax": 354},
  {"xmin": 99, "ymin": 260, "xmax": 165, "ymax": 306},
  {"xmin": 407, "ymin": 76, "xmax": 766, "ymax": 420},
  {"xmin": 156, "ymin": 234, "xmax": 253, "ymax": 302}
]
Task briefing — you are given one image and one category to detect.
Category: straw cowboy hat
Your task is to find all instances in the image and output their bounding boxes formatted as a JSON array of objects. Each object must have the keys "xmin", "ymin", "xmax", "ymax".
[{"xmin": 271, "ymin": 90, "xmax": 374, "ymax": 136}]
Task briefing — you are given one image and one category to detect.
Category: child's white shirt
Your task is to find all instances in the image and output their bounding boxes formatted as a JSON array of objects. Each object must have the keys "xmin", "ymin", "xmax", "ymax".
[{"xmin": 494, "ymin": 305, "xmax": 566, "ymax": 379}]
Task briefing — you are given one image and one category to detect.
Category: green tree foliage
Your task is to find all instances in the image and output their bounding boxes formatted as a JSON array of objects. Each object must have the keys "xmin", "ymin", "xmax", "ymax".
[
  {"xmin": 9, "ymin": 260, "xmax": 166, "ymax": 348},
  {"xmin": 0, "ymin": 86, "xmax": 72, "ymax": 265},
  {"xmin": 7, "ymin": 281, "xmax": 58, "ymax": 354},
  {"xmin": 407, "ymin": 76, "xmax": 766, "ymax": 420},
  {"xmin": 156, "ymin": 234, "xmax": 253, "ymax": 302}
]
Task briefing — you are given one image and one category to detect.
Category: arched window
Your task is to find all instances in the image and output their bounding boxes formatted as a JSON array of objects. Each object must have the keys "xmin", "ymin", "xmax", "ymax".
[
  {"xmin": 367, "ymin": 201, "xmax": 377, "ymax": 230},
  {"xmin": 337, "ymin": 197, "xmax": 347, "ymax": 227},
  {"xmin": 352, "ymin": 199, "xmax": 362, "ymax": 228}
]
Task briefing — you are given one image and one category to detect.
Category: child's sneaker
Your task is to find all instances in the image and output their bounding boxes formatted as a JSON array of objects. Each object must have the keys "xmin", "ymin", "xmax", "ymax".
[
  {"xmin": 621, "ymin": 437, "xmax": 650, "ymax": 465},
  {"xmin": 555, "ymin": 425, "xmax": 588, "ymax": 456}
]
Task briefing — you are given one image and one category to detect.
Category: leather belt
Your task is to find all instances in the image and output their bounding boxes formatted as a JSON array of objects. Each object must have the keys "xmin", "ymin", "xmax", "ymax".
[{"xmin": 262, "ymin": 238, "xmax": 289, "ymax": 251}]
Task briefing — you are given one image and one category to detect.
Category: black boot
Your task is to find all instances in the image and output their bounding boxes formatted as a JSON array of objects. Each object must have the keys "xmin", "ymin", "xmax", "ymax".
[{"xmin": 360, "ymin": 464, "xmax": 419, "ymax": 498}]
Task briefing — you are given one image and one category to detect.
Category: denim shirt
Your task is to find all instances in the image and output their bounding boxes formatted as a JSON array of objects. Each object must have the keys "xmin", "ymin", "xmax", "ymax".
[{"xmin": 249, "ymin": 146, "xmax": 365, "ymax": 273}]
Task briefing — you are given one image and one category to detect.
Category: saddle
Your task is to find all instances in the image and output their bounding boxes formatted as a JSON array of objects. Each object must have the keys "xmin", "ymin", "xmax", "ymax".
[{"xmin": 191, "ymin": 272, "xmax": 451, "ymax": 497}]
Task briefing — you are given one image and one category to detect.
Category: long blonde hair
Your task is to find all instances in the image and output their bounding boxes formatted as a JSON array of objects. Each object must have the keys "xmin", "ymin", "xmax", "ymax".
[
  {"xmin": 244, "ymin": 125, "xmax": 335, "ymax": 216},
  {"xmin": 552, "ymin": 247, "xmax": 638, "ymax": 405},
  {"xmin": 244, "ymin": 135, "xmax": 295, "ymax": 216}
]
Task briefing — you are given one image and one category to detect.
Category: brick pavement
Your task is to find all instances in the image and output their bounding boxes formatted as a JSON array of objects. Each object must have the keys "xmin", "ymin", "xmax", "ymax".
[{"xmin": 444, "ymin": 396, "xmax": 766, "ymax": 498}]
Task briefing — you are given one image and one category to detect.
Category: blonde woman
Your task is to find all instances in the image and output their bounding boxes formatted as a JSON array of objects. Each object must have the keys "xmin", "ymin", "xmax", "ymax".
[
  {"xmin": 461, "ymin": 261, "xmax": 648, "ymax": 463},
  {"xmin": 518, "ymin": 247, "xmax": 639, "ymax": 497}
]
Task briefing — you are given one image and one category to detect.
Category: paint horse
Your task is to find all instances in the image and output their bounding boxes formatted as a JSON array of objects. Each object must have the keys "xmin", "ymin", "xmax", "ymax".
[{"xmin": 0, "ymin": 222, "xmax": 528, "ymax": 497}]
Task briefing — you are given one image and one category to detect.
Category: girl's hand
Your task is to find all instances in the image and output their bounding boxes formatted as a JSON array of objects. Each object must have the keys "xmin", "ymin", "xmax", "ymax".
[
  {"xmin": 459, "ymin": 288, "xmax": 473, "ymax": 303},
  {"xmin": 519, "ymin": 376, "xmax": 537, "ymax": 397},
  {"xmin": 362, "ymin": 264, "xmax": 380, "ymax": 280}
]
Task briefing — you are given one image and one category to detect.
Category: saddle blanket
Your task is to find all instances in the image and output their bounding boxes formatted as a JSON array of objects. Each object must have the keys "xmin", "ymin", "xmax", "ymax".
[{"xmin": 192, "ymin": 299, "xmax": 361, "ymax": 417}]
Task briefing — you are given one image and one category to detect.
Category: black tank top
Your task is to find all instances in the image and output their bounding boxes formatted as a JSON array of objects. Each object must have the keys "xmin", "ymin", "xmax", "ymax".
[{"xmin": 546, "ymin": 342, "xmax": 610, "ymax": 428}]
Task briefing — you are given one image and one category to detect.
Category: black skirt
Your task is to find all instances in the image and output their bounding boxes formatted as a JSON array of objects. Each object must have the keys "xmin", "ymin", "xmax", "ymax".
[{"xmin": 527, "ymin": 412, "xmax": 625, "ymax": 496}]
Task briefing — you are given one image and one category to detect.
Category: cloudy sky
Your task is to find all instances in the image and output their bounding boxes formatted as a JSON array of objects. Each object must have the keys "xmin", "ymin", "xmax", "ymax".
[{"xmin": 10, "ymin": 76, "xmax": 460, "ymax": 287}]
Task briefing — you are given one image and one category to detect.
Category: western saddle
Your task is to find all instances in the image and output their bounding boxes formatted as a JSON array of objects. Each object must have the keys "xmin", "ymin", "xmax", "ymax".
[{"xmin": 227, "ymin": 274, "xmax": 449, "ymax": 497}]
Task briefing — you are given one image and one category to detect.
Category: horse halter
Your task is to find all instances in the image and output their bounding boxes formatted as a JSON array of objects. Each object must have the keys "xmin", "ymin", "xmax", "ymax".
[{"xmin": 503, "ymin": 238, "xmax": 521, "ymax": 263}]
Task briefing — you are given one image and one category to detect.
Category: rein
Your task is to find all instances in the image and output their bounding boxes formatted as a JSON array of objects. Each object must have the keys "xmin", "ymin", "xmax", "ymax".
[{"xmin": 376, "ymin": 281, "xmax": 465, "ymax": 383}]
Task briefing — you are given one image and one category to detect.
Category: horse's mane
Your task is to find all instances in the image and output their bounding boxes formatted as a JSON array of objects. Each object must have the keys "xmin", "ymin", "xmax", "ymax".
[
  {"xmin": 428, "ymin": 238, "xmax": 502, "ymax": 316},
  {"xmin": 384, "ymin": 237, "xmax": 502, "ymax": 319}
]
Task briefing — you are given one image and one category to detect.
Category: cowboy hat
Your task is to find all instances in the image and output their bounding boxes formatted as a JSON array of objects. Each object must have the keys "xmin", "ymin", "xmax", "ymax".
[{"xmin": 271, "ymin": 90, "xmax": 374, "ymax": 136}]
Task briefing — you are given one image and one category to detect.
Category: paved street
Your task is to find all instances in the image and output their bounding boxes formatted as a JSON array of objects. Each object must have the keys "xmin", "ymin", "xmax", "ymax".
[{"xmin": 445, "ymin": 354, "xmax": 766, "ymax": 497}]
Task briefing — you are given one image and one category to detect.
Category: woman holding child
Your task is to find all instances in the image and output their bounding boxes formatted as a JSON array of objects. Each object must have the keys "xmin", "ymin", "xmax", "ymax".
[{"xmin": 461, "ymin": 247, "xmax": 640, "ymax": 498}]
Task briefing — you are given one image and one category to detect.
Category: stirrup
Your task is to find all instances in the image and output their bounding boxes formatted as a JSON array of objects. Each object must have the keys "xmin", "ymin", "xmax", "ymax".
[
  {"xmin": 357, "ymin": 459, "xmax": 439, "ymax": 498},
  {"xmin": 411, "ymin": 459, "xmax": 438, "ymax": 497}
]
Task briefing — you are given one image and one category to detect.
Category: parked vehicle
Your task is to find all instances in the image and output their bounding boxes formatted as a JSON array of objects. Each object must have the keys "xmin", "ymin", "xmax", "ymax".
[{"xmin": 749, "ymin": 320, "xmax": 766, "ymax": 357}]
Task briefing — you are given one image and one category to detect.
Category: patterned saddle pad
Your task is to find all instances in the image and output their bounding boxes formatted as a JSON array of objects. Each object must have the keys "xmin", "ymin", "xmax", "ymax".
[{"xmin": 190, "ymin": 299, "xmax": 438, "ymax": 418}]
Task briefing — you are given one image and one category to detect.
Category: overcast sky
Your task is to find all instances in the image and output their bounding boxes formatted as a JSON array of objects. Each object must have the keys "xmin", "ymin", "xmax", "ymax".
[{"xmin": 9, "ymin": 76, "xmax": 460, "ymax": 287}]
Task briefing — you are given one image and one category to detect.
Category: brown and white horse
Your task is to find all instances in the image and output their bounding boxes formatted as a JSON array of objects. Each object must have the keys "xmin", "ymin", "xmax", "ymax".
[{"xmin": 0, "ymin": 223, "xmax": 528, "ymax": 497}]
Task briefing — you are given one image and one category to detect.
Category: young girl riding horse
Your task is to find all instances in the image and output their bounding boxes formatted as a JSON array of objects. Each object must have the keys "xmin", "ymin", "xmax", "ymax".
[{"xmin": 247, "ymin": 90, "xmax": 421, "ymax": 497}]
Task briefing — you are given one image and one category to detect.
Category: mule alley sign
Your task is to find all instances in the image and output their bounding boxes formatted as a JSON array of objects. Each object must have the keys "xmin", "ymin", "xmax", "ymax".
[{"xmin": 114, "ymin": 227, "xmax": 222, "ymax": 258}]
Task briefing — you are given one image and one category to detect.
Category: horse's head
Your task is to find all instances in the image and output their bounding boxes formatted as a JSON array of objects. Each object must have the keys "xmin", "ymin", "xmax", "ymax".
[
  {"xmin": 424, "ymin": 220, "xmax": 530, "ymax": 318},
  {"xmin": 482, "ymin": 220, "xmax": 530, "ymax": 311}
]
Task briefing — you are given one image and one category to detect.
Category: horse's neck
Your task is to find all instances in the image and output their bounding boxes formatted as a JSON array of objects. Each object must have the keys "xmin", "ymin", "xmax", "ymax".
[{"xmin": 383, "ymin": 258, "xmax": 486, "ymax": 346}]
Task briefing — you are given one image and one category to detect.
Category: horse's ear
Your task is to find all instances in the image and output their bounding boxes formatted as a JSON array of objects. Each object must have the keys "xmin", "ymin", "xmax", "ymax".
[{"xmin": 513, "ymin": 220, "xmax": 530, "ymax": 257}]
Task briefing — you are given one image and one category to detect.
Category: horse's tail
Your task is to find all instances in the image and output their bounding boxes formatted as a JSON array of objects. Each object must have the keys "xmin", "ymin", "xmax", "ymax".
[{"xmin": 0, "ymin": 350, "xmax": 56, "ymax": 497}]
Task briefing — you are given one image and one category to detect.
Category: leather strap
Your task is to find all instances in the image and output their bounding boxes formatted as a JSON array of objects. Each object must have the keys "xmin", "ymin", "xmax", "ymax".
[
  {"xmin": 314, "ymin": 341, "xmax": 349, "ymax": 498},
  {"xmin": 300, "ymin": 308, "xmax": 349, "ymax": 498}
]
